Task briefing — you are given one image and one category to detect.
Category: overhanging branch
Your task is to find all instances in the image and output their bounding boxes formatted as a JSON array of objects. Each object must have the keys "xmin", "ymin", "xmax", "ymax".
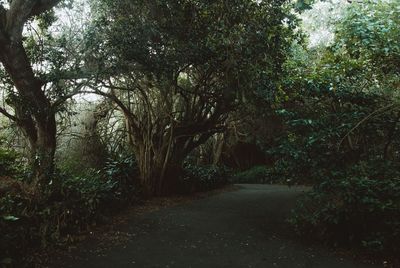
[
  {"xmin": 3, "ymin": 0, "xmax": 61, "ymax": 43},
  {"xmin": 0, "ymin": 106, "xmax": 17, "ymax": 121}
]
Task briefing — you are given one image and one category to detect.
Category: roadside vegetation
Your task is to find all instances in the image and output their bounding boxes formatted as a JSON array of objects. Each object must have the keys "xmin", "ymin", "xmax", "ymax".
[{"xmin": 0, "ymin": 0, "xmax": 399, "ymax": 266}]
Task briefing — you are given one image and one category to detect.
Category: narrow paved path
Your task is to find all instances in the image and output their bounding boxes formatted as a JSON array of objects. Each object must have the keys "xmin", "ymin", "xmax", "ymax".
[{"xmin": 57, "ymin": 185, "xmax": 377, "ymax": 268}]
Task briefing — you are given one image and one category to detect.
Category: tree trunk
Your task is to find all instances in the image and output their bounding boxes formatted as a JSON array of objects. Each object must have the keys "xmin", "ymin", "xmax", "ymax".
[
  {"xmin": 134, "ymin": 140, "xmax": 184, "ymax": 196},
  {"xmin": 0, "ymin": 36, "xmax": 58, "ymax": 194},
  {"xmin": 31, "ymin": 119, "xmax": 57, "ymax": 191},
  {"xmin": 13, "ymin": 95, "xmax": 58, "ymax": 194},
  {"xmin": 212, "ymin": 133, "xmax": 225, "ymax": 166}
]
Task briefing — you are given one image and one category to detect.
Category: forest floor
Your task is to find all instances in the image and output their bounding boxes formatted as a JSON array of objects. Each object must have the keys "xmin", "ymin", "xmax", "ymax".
[{"xmin": 45, "ymin": 184, "xmax": 379, "ymax": 268}]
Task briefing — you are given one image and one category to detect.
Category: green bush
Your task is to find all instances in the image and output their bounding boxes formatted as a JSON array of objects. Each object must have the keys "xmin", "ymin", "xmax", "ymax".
[
  {"xmin": 232, "ymin": 166, "xmax": 271, "ymax": 184},
  {"xmin": 102, "ymin": 155, "xmax": 139, "ymax": 198},
  {"xmin": 180, "ymin": 163, "xmax": 231, "ymax": 193},
  {"xmin": 289, "ymin": 160, "xmax": 400, "ymax": 254},
  {"xmin": 0, "ymin": 146, "xmax": 21, "ymax": 177},
  {"xmin": 0, "ymin": 155, "xmax": 139, "ymax": 267}
]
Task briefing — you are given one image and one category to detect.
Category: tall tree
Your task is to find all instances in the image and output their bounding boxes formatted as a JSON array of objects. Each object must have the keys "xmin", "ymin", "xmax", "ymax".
[
  {"xmin": 90, "ymin": 0, "xmax": 296, "ymax": 195},
  {"xmin": 0, "ymin": 0, "xmax": 61, "ymax": 193}
]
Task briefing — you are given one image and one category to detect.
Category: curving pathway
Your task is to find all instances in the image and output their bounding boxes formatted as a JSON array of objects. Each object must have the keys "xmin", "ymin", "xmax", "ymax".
[{"xmin": 55, "ymin": 184, "xmax": 377, "ymax": 268}]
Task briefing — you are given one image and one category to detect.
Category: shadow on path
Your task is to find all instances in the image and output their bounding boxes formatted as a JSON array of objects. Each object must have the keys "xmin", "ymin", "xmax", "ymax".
[{"xmin": 53, "ymin": 184, "xmax": 377, "ymax": 268}]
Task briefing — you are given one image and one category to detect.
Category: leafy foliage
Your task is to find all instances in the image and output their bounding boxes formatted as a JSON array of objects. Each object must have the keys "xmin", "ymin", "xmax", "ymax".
[
  {"xmin": 334, "ymin": 1, "xmax": 400, "ymax": 76},
  {"xmin": 0, "ymin": 146, "xmax": 21, "ymax": 177},
  {"xmin": 232, "ymin": 166, "xmax": 271, "ymax": 184},
  {"xmin": 290, "ymin": 162, "xmax": 400, "ymax": 253},
  {"xmin": 181, "ymin": 163, "xmax": 231, "ymax": 193},
  {"xmin": 0, "ymin": 155, "xmax": 138, "ymax": 266},
  {"xmin": 1, "ymin": 0, "xmax": 399, "ymax": 265},
  {"xmin": 262, "ymin": 0, "xmax": 400, "ymax": 256},
  {"xmin": 83, "ymin": 0, "xmax": 298, "ymax": 195}
]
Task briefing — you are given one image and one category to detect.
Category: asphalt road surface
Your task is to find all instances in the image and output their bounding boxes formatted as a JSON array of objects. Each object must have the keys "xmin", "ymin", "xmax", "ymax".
[{"xmin": 55, "ymin": 184, "xmax": 378, "ymax": 268}]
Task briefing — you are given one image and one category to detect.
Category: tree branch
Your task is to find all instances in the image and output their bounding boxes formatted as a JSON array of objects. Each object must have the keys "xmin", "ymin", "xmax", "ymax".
[
  {"xmin": 0, "ymin": 106, "xmax": 18, "ymax": 121},
  {"xmin": 4, "ymin": 0, "xmax": 61, "ymax": 43},
  {"xmin": 51, "ymin": 81, "xmax": 88, "ymax": 109},
  {"xmin": 30, "ymin": 0, "xmax": 62, "ymax": 17}
]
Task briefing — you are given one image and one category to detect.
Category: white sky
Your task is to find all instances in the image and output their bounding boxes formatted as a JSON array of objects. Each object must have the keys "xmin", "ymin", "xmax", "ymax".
[{"xmin": 300, "ymin": 0, "xmax": 350, "ymax": 47}]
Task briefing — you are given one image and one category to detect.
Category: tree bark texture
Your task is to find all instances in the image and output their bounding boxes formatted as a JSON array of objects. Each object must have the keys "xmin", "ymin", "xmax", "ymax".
[{"xmin": 0, "ymin": 1, "xmax": 60, "ymax": 193}]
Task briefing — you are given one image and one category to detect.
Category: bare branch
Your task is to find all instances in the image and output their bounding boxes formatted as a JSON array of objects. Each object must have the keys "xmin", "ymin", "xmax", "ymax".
[
  {"xmin": 0, "ymin": 106, "xmax": 17, "ymax": 121},
  {"xmin": 51, "ymin": 81, "xmax": 88, "ymax": 109}
]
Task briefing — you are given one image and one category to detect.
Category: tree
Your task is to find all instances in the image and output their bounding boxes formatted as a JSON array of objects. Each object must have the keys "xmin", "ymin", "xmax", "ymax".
[
  {"xmin": 0, "ymin": 1, "xmax": 63, "ymax": 193},
  {"xmin": 0, "ymin": 0, "xmax": 86, "ymax": 194},
  {"xmin": 89, "ymin": 0, "xmax": 296, "ymax": 195},
  {"xmin": 333, "ymin": 0, "xmax": 400, "ymax": 78}
]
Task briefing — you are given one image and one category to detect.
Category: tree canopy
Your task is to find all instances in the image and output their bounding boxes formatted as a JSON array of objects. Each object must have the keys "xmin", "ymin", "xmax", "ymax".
[{"xmin": 1, "ymin": 0, "xmax": 400, "ymax": 266}]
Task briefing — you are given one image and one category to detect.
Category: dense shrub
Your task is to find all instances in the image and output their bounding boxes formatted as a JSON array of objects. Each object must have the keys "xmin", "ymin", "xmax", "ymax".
[
  {"xmin": 180, "ymin": 163, "xmax": 231, "ymax": 193},
  {"xmin": 289, "ymin": 160, "xmax": 400, "ymax": 254},
  {"xmin": 232, "ymin": 166, "xmax": 271, "ymax": 184},
  {"xmin": 102, "ymin": 155, "xmax": 139, "ymax": 198},
  {"xmin": 0, "ymin": 146, "xmax": 22, "ymax": 177},
  {"xmin": 0, "ymin": 155, "xmax": 138, "ymax": 267},
  {"xmin": 269, "ymin": 1, "xmax": 400, "ymax": 257}
]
